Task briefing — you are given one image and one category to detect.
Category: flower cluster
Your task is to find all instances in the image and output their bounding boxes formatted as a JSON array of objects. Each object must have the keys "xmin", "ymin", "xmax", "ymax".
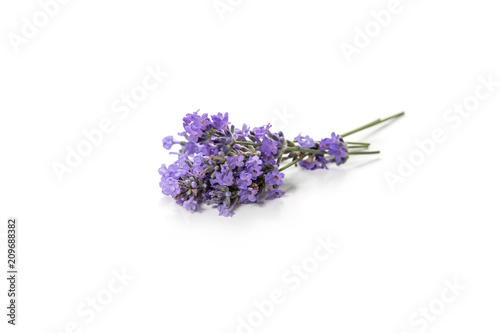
[
  {"xmin": 293, "ymin": 132, "xmax": 349, "ymax": 170},
  {"xmin": 159, "ymin": 110, "xmax": 403, "ymax": 216}
]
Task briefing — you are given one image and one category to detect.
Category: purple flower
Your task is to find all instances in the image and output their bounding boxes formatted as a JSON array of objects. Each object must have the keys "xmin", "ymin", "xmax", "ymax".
[
  {"xmin": 266, "ymin": 188, "xmax": 285, "ymax": 199},
  {"xmin": 253, "ymin": 124, "xmax": 272, "ymax": 140},
  {"xmin": 162, "ymin": 136, "xmax": 176, "ymax": 150},
  {"xmin": 165, "ymin": 161, "xmax": 186, "ymax": 178},
  {"xmin": 262, "ymin": 154, "xmax": 276, "ymax": 165},
  {"xmin": 319, "ymin": 132, "xmax": 339, "ymax": 152},
  {"xmin": 239, "ymin": 187, "xmax": 258, "ymax": 203},
  {"xmin": 199, "ymin": 143, "xmax": 218, "ymax": 156},
  {"xmin": 259, "ymin": 138, "xmax": 278, "ymax": 156},
  {"xmin": 183, "ymin": 197, "xmax": 198, "ymax": 211},
  {"xmin": 184, "ymin": 124, "xmax": 203, "ymax": 142},
  {"xmin": 220, "ymin": 164, "xmax": 231, "ymax": 174},
  {"xmin": 192, "ymin": 165, "xmax": 206, "ymax": 178},
  {"xmin": 319, "ymin": 132, "xmax": 347, "ymax": 165},
  {"xmin": 193, "ymin": 155, "xmax": 205, "ymax": 166},
  {"xmin": 211, "ymin": 112, "xmax": 230, "ymax": 130},
  {"xmin": 210, "ymin": 171, "xmax": 223, "ymax": 186},
  {"xmin": 331, "ymin": 147, "xmax": 348, "ymax": 164},
  {"xmin": 160, "ymin": 177, "xmax": 180, "ymax": 196},
  {"xmin": 265, "ymin": 168, "xmax": 285, "ymax": 186},
  {"xmin": 158, "ymin": 163, "xmax": 168, "ymax": 175},
  {"xmin": 235, "ymin": 124, "xmax": 250, "ymax": 140},
  {"xmin": 192, "ymin": 113, "xmax": 211, "ymax": 130},
  {"xmin": 227, "ymin": 155, "xmax": 245, "ymax": 169},
  {"xmin": 298, "ymin": 154, "xmax": 328, "ymax": 170},
  {"xmin": 236, "ymin": 171, "xmax": 253, "ymax": 189},
  {"xmin": 217, "ymin": 204, "xmax": 235, "ymax": 217},
  {"xmin": 294, "ymin": 134, "xmax": 315, "ymax": 149},
  {"xmin": 182, "ymin": 110, "xmax": 199, "ymax": 127},
  {"xmin": 246, "ymin": 156, "xmax": 262, "ymax": 169},
  {"xmin": 298, "ymin": 158, "xmax": 317, "ymax": 170},
  {"xmin": 249, "ymin": 166, "xmax": 263, "ymax": 180},
  {"xmin": 184, "ymin": 142, "xmax": 198, "ymax": 155},
  {"xmin": 221, "ymin": 171, "xmax": 235, "ymax": 186}
]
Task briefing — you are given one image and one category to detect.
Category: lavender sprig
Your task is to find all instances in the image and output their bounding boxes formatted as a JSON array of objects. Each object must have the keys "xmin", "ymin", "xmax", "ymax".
[{"xmin": 159, "ymin": 110, "xmax": 404, "ymax": 217}]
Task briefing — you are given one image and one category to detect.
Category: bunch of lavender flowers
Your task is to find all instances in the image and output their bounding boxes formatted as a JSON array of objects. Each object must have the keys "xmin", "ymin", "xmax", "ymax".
[{"xmin": 159, "ymin": 110, "xmax": 404, "ymax": 217}]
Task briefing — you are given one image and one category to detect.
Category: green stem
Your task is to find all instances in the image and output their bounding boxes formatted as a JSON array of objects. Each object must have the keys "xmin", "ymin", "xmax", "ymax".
[
  {"xmin": 348, "ymin": 145, "xmax": 369, "ymax": 149},
  {"xmin": 341, "ymin": 119, "xmax": 380, "ymax": 137},
  {"xmin": 279, "ymin": 154, "xmax": 309, "ymax": 172},
  {"xmin": 346, "ymin": 141, "xmax": 370, "ymax": 146},
  {"xmin": 283, "ymin": 147, "xmax": 326, "ymax": 155},
  {"xmin": 277, "ymin": 150, "xmax": 284, "ymax": 165},
  {"xmin": 234, "ymin": 140, "xmax": 261, "ymax": 147},
  {"xmin": 341, "ymin": 111, "xmax": 405, "ymax": 137},
  {"xmin": 349, "ymin": 151, "xmax": 380, "ymax": 155}
]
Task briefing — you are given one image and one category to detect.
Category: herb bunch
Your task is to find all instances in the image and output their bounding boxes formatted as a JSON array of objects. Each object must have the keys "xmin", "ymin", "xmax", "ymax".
[{"xmin": 159, "ymin": 110, "xmax": 404, "ymax": 217}]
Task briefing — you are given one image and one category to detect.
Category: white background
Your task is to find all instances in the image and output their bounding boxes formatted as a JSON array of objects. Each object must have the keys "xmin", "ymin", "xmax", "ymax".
[{"xmin": 1, "ymin": 0, "xmax": 500, "ymax": 332}]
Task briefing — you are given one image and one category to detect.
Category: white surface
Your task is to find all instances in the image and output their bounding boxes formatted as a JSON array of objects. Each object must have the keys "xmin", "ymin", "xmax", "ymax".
[{"xmin": 1, "ymin": 0, "xmax": 499, "ymax": 332}]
